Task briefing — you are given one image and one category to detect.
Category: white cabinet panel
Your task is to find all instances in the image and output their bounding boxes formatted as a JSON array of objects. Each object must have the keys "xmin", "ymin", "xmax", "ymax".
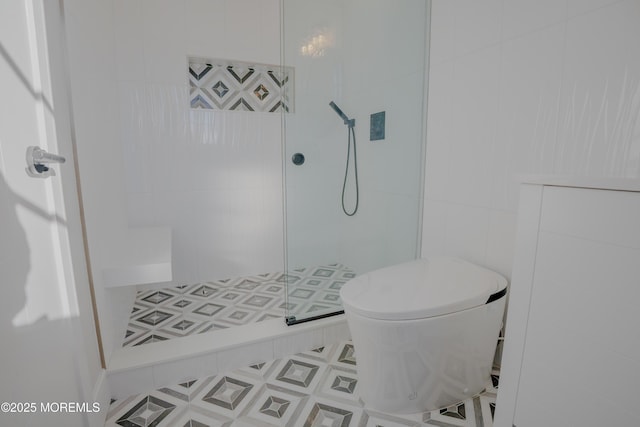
[
  {"xmin": 496, "ymin": 181, "xmax": 640, "ymax": 427},
  {"xmin": 514, "ymin": 232, "xmax": 640, "ymax": 426},
  {"xmin": 540, "ymin": 186, "xmax": 640, "ymax": 249}
]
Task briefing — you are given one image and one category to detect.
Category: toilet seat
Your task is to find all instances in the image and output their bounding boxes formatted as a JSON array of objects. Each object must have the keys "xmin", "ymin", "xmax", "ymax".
[{"xmin": 340, "ymin": 257, "xmax": 507, "ymax": 321}]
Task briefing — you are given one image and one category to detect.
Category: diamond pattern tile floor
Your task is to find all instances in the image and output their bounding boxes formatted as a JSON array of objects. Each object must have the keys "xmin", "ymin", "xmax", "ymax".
[
  {"xmin": 105, "ymin": 341, "xmax": 500, "ymax": 427},
  {"xmin": 122, "ymin": 264, "xmax": 354, "ymax": 348}
]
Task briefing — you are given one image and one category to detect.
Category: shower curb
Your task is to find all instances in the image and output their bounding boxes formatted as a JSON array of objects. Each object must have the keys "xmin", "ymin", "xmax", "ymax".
[{"xmin": 106, "ymin": 315, "xmax": 350, "ymax": 399}]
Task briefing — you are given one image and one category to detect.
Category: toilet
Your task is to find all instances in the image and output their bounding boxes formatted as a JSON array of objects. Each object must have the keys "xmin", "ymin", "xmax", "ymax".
[{"xmin": 340, "ymin": 257, "xmax": 507, "ymax": 413}]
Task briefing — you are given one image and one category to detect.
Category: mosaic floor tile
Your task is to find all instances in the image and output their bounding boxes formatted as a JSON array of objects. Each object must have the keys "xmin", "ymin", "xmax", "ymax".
[
  {"xmin": 331, "ymin": 342, "xmax": 357, "ymax": 368},
  {"xmin": 141, "ymin": 291, "xmax": 174, "ymax": 305},
  {"xmin": 233, "ymin": 359, "xmax": 281, "ymax": 383},
  {"xmin": 238, "ymin": 294, "xmax": 276, "ymax": 309},
  {"xmin": 236, "ymin": 383, "xmax": 309, "ymax": 426},
  {"xmin": 267, "ymin": 356, "xmax": 327, "ymax": 395},
  {"xmin": 189, "ymin": 376, "xmax": 261, "ymax": 420},
  {"xmin": 289, "ymin": 288, "xmax": 316, "ymax": 299},
  {"xmin": 439, "ymin": 402, "xmax": 466, "ymax": 420},
  {"xmin": 275, "ymin": 359, "xmax": 321, "ymax": 388},
  {"xmin": 122, "ymin": 264, "xmax": 355, "ymax": 348},
  {"xmin": 189, "ymin": 284, "xmax": 221, "ymax": 299},
  {"xmin": 157, "ymin": 316, "xmax": 209, "ymax": 338},
  {"xmin": 106, "ymin": 341, "xmax": 500, "ymax": 427},
  {"xmin": 315, "ymin": 365, "xmax": 360, "ymax": 405},
  {"xmin": 191, "ymin": 302, "xmax": 226, "ymax": 317},
  {"xmin": 298, "ymin": 344, "xmax": 339, "ymax": 364},
  {"xmin": 136, "ymin": 309, "xmax": 175, "ymax": 327},
  {"xmin": 106, "ymin": 390, "xmax": 190, "ymax": 427},
  {"xmin": 132, "ymin": 333, "xmax": 171, "ymax": 346},
  {"xmin": 234, "ymin": 279, "xmax": 264, "ymax": 291},
  {"xmin": 168, "ymin": 397, "xmax": 235, "ymax": 427},
  {"xmin": 359, "ymin": 409, "xmax": 423, "ymax": 427},
  {"xmin": 202, "ymin": 376, "xmax": 254, "ymax": 410},
  {"xmin": 172, "ymin": 298, "xmax": 196, "ymax": 309},
  {"xmin": 298, "ymin": 396, "xmax": 364, "ymax": 427},
  {"xmin": 213, "ymin": 307, "xmax": 260, "ymax": 326}
]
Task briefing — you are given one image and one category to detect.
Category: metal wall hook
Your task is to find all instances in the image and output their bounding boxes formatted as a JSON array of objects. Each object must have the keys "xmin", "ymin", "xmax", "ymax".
[{"xmin": 26, "ymin": 146, "xmax": 66, "ymax": 178}]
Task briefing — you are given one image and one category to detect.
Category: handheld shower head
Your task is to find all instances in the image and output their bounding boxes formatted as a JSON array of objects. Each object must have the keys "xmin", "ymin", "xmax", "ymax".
[
  {"xmin": 329, "ymin": 101, "xmax": 355, "ymax": 127},
  {"xmin": 329, "ymin": 102, "xmax": 359, "ymax": 216}
]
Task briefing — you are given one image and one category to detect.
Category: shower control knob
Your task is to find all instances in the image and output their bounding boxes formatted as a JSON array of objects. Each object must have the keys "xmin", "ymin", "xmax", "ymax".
[{"xmin": 292, "ymin": 153, "xmax": 305, "ymax": 165}]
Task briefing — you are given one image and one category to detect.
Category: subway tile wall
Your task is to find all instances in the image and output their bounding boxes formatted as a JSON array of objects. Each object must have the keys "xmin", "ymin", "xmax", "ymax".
[
  {"xmin": 113, "ymin": 0, "xmax": 284, "ymax": 284},
  {"xmin": 422, "ymin": 0, "xmax": 640, "ymax": 280},
  {"xmin": 283, "ymin": 0, "xmax": 428, "ymax": 275}
]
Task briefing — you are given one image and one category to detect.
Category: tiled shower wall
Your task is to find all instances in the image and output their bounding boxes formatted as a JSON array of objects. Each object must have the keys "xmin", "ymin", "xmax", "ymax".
[
  {"xmin": 114, "ymin": 0, "xmax": 284, "ymax": 284},
  {"xmin": 283, "ymin": 0, "xmax": 427, "ymax": 274},
  {"xmin": 337, "ymin": 0, "xmax": 427, "ymax": 273},
  {"xmin": 422, "ymin": 0, "xmax": 640, "ymax": 281}
]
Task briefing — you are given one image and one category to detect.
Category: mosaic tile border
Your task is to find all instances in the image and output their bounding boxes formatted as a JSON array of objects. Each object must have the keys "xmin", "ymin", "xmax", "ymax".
[
  {"xmin": 188, "ymin": 57, "xmax": 294, "ymax": 113},
  {"xmin": 106, "ymin": 340, "xmax": 500, "ymax": 427}
]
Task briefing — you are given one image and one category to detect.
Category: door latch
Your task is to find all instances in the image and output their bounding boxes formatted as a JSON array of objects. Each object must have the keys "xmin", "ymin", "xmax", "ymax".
[{"xmin": 26, "ymin": 146, "xmax": 66, "ymax": 178}]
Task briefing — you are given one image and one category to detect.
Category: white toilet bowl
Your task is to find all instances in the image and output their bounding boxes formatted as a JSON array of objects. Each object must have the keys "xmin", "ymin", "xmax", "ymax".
[{"xmin": 340, "ymin": 257, "xmax": 507, "ymax": 413}]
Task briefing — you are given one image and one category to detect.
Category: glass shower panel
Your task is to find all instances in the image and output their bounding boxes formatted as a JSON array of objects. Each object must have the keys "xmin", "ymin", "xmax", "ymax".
[{"xmin": 282, "ymin": 0, "xmax": 429, "ymax": 324}]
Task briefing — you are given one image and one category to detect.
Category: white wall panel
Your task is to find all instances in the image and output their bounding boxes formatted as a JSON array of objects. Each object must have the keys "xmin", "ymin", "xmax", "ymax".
[{"xmin": 424, "ymin": 0, "xmax": 640, "ymax": 283}]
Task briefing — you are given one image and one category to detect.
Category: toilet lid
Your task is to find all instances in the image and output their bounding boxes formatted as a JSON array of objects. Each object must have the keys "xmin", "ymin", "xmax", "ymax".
[{"xmin": 339, "ymin": 257, "xmax": 507, "ymax": 321}]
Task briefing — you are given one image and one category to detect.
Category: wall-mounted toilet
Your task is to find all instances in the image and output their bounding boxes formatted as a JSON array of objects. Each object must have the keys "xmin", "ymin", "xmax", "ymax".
[{"xmin": 340, "ymin": 257, "xmax": 507, "ymax": 413}]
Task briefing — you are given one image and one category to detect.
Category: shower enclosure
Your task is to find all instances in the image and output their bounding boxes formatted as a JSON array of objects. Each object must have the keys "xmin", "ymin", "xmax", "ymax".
[
  {"xmin": 282, "ymin": 0, "xmax": 430, "ymax": 324},
  {"xmin": 64, "ymin": 0, "xmax": 429, "ymax": 367}
]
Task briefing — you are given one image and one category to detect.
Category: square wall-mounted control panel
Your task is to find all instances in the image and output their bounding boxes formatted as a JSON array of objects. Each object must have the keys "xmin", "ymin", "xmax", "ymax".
[{"xmin": 370, "ymin": 111, "xmax": 385, "ymax": 141}]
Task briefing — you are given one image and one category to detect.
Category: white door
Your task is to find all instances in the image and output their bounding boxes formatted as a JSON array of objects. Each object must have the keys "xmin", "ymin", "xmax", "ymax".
[{"xmin": 0, "ymin": 1, "xmax": 103, "ymax": 426}]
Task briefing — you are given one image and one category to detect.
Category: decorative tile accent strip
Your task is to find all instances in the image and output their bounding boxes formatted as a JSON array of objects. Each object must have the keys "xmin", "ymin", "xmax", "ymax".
[{"xmin": 188, "ymin": 57, "xmax": 294, "ymax": 113}]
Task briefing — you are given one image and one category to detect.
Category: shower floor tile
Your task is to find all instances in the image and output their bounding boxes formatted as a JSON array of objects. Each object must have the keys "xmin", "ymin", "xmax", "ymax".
[
  {"xmin": 122, "ymin": 264, "xmax": 355, "ymax": 348},
  {"xmin": 105, "ymin": 340, "xmax": 500, "ymax": 427}
]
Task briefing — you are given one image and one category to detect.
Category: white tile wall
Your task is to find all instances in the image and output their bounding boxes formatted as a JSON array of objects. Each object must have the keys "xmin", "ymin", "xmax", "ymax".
[
  {"xmin": 65, "ymin": 0, "xmax": 135, "ymax": 363},
  {"xmin": 67, "ymin": 0, "xmax": 285, "ymax": 365},
  {"xmin": 558, "ymin": 0, "xmax": 640, "ymax": 177},
  {"xmin": 141, "ymin": 0, "xmax": 187, "ymax": 85},
  {"xmin": 285, "ymin": 0, "xmax": 428, "ymax": 274},
  {"xmin": 447, "ymin": 46, "xmax": 501, "ymax": 208},
  {"xmin": 484, "ymin": 210, "xmax": 518, "ymax": 279},
  {"xmin": 420, "ymin": 199, "xmax": 448, "ymax": 258},
  {"xmin": 452, "ymin": 0, "xmax": 502, "ymax": 58},
  {"xmin": 322, "ymin": 321, "xmax": 351, "ymax": 345},
  {"xmin": 502, "ymin": 0, "xmax": 567, "ymax": 40},
  {"xmin": 217, "ymin": 340, "xmax": 276, "ymax": 374},
  {"xmin": 567, "ymin": 0, "xmax": 623, "ymax": 18},
  {"xmin": 492, "ymin": 23, "xmax": 565, "ymax": 212},
  {"xmin": 109, "ymin": 367, "xmax": 155, "ymax": 400},
  {"xmin": 423, "ymin": 0, "xmax": 640, "ymax": 282},
  {"xmin": 113, "ymin": 0, "xmax": 145, "ymax": 82},
  {"xmin": 423, "ymin": 61, "xmax": 454, "ymax": 202},
  {"xmin": 443, "ymin": 203, "xmax": 491, "ymax": 266},
  {"xmin": 273, "ymin": 330, "xmax": 325, "ymax": 359},
  {"xmin": 114, "ymin": 0, "xmax": 285, "ymax": 284},
  {"xmin": 428, "ymin": 0, "xmax": 456, "ymax": 66},
  {"xmin": 185, "ymin": 0, "xmax": 227, "ymax": 59},
  {"xmin": 151, "ymin": 355, "xmax": 212, "ymax": 390}
]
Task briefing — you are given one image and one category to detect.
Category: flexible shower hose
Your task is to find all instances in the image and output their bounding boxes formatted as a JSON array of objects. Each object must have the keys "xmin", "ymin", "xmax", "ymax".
[{"xmin": 342, "ymin": 125, "xmax": 358, "ymax": 216}]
